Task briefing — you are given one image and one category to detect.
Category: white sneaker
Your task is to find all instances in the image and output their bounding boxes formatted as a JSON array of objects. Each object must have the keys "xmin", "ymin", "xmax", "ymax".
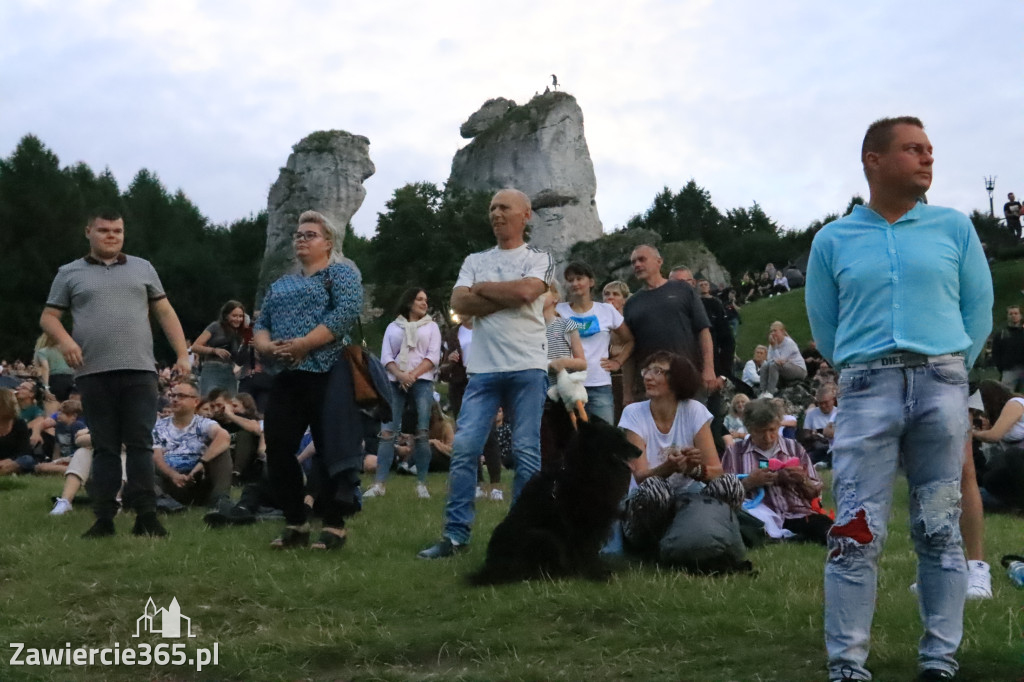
[
  {"xmin": 475, "ymin": 486, "xmax": 486, "ymax": 499},
  {"xmin": 910, "ymin": 560, "xmax": 993, "ymax": 600},
  {"xmin": 489, "ymin": 488, "xmax": 504, "ymax": 502},
  {"xmin": 49, "ymin": 497, "xmax": 72, "ymax": 516},
  {"xmin": 363, "ymin": 483, "xmax": 386, "ymax": 498},
  {"xmin": 416, "ymin": 484, "xmax": 430, "ymax": 499},
  {"xmin": 966, "ymin": 560, "xmax": 993, "ymax": 600}
]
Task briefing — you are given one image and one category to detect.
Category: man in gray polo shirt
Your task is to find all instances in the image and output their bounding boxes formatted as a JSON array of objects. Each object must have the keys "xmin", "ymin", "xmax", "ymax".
[{"xmin": 40, "ymin": 207, "xmax": 191, "ymax": 538}]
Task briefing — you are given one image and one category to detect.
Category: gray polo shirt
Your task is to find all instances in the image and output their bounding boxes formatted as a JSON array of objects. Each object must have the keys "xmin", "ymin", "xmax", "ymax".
[{"xmin": 46, "ymin": 254, "xmax": 167, "ymax": 377}]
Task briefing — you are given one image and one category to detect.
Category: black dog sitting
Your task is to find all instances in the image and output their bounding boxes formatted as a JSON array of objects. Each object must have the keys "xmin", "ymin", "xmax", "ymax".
[{"xmin": 469, "ymin": 415, "xmax": 640, "ymax": 585}]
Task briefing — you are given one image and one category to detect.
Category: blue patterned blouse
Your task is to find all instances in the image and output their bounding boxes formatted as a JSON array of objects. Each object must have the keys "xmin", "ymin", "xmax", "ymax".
[{"xmin": 255, "ymin": 261, "xmax": 363, "ymax": 374}]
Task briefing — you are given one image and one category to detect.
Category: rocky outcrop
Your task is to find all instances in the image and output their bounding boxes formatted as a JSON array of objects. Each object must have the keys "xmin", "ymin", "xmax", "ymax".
[
  {"xmin": 459, "ymin": 98, "xmax": 514, "ymax": 138},
  {"xmin": 257, "ymin": 130, "xmax": 375, "ymax": 301},
  {"xmin": 659, "ymin": 241, "xmax": 731, "ymax": 290},
  {"xmin": 567, "ymin": 232, "xmax": 731, "ymax": 291},
  {"xmin": 448, "ymin": 92, "xmax": 603, "ymax": 260}
]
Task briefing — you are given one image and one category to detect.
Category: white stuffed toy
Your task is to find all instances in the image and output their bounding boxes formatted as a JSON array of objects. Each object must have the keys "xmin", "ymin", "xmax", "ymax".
[{"xmin": 547, "ymin": 369, "xmax": 589, "ymax": 426}]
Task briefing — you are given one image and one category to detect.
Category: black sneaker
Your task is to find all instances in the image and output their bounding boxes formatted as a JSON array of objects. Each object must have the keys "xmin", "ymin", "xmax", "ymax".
[
  {"xmin": 82, "ymin": 518, "xmax": 115, "ymax": 539},
  {"xmin": 132, "ymin": 512, "xmax": 168, "ymax": 537},
  {"xmin": 204, "ymin": 504, "xmax": 257, "ymax": 528},
  {"xmin": 917, "ymin": 669, "xmax": 956, "ymax": 681},
  {"xmin": 417, "ymin": 537, "xmax": 467, "ymax": 559}
]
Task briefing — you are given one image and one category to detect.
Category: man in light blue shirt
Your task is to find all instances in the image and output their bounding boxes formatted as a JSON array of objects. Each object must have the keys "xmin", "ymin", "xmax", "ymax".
[{"xmin": 806, "ymin": 117, "xmax": 992, "ymax": 682}]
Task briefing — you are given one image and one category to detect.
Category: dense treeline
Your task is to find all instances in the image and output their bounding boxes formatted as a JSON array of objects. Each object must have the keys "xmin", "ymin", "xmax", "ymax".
[
  {"xmin": 0, "ymin": 135, "xmax": 266, "ymax": 360},
  {"xmin": 3, "ymin": 134, "xmax": 1002, "ymax": 360}
]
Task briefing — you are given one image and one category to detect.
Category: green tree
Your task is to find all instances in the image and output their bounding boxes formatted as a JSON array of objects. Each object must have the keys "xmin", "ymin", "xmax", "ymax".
[
  {"xmin": 367, "ymin": 183, "xmax": 493, "ymax": 318},
  {"xmin": 0, "ymin": 134, "xmax": 267, "ymax": 360}
]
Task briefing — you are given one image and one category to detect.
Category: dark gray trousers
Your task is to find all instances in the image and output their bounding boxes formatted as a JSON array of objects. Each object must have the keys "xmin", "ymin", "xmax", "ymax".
[{"xmin": 77, "ymin": 370, "xmax": 158, "ymax": 518}]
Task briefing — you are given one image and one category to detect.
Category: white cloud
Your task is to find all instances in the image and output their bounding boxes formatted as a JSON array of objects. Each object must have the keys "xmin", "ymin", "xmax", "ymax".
[{"xmin": 1, "ymin": 0, "xmax": 1021, "ymax": 241}]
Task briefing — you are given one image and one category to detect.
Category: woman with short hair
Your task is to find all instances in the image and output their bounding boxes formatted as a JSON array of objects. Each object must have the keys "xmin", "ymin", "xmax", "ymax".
[
  {"xmin": 602, "ymin": 280, "xmax": 632, "ymax": 423},
  {"xmin": 253, "ymin": 210, "xmax": 362, "ymax": 550},
  {"xmin": 743, "ymin": 345, "xmax": 768, "ymax": 388},
  {"xmin": 618, "ymin": 352, "xmax": 743, "ymax": 552}
]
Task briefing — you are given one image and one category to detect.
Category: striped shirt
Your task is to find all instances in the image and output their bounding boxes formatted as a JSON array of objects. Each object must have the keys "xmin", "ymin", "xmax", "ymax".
[{"xmin": 545, "ymin": 317, "xmax": 580, "ymax": 387}]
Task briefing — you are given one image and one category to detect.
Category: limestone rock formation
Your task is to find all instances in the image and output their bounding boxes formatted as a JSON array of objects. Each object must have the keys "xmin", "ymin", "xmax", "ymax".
[
  {"xmin": 659, "ymin": 241, "xmax": 731, "ymax": 290},
  {"xmin": 448, "ymin": 91, "xmax": 603, "ymax": 260},
  {"xmin": 459, "ymin": 98, "xmax": 514, "ymax": 138},
  {"xmin": 257, "ymin": 130, "xmax": 375, "ymax": 300},
  {"xmin": 567, "ymin": 232, "xmax": 731, "ymax": 291}
]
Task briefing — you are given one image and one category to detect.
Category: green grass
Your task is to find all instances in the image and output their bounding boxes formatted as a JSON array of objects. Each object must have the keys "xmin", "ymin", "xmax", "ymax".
[
  {"xmin": 735, "ymin": 257, "xmax": 1024, "ymax": 363},
  {"xmin": 1, "ymin": 473, "xmax": 1022, "ymax": 681}
]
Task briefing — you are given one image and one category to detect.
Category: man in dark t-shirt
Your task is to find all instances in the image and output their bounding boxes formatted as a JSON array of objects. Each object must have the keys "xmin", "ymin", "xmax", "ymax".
[
  {"xmin": 622, "ymin": 245, "xmax": 716, "ymax": 403},
  {"xmin": 1005, "ymin": 192, "xmax": 1022, "ymax": 240}
]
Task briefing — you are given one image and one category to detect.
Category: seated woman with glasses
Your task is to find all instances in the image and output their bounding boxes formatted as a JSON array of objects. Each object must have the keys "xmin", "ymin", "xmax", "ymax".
[{"xmin": 617, "ymin": 351, "xmax": 744, "ymax": 554}]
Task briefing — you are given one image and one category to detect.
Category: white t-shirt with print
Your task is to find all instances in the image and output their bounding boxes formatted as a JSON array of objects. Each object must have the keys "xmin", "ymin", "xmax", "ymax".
[
  {"xmin": 618, "ymin": 399, "xmax": 712, "ymax": 488},
  {"xmin": 454, "ymin": 244, "xmax": 553, "ymax": 374},
  {"xmin": 555, "ymin": 301, "xmax": 623, "ymax": 387}
]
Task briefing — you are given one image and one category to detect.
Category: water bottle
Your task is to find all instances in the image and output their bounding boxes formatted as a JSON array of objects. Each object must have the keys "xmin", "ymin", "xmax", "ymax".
[{"xmin": 1002, "ymin": 554, "xmax": 1024, "ymax": 588}]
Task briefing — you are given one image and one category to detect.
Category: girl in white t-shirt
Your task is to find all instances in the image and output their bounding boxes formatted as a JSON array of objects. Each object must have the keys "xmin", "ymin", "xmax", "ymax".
[{"xmin": 557, "ymin": 262, "xmax": 634, "ymax": 424}]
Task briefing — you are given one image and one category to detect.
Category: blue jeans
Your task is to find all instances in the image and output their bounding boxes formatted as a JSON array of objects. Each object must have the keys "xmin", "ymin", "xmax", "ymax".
[
  {"xmin": 443, "ymin": 369, "xmax": 547, "ymax": 545},
  {"xmin": 585, "ymin": 384, "xmax": 614, "ymax": 424},
  {"xmin": 824, "ymin": 357, "xmax": 968, "ymax": 680},
  {"xmin": 376, "ymin": 379, "xmax": 434, "ymax": 484}
]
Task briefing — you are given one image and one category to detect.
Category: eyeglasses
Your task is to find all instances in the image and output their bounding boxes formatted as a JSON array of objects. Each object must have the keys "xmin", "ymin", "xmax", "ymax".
[
  {"xmin": 168, "ymin": 391, "xmax": 198, "ymax": 400},
  {"xmin": 641, "ymin": 366, "xmax": 669, "ymax": 378},
  {"xmin": 293, "ymin": 230, "xmax": 323, "ymax": 242}
]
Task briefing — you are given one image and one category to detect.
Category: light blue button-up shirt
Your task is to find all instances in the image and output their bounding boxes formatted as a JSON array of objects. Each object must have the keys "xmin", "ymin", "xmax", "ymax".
[{"xmin": 805, "ymin": 202, "xmax": 992, "ymax": 368}]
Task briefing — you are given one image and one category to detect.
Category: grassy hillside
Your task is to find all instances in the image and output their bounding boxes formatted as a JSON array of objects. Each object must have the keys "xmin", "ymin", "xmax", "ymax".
[{"xmin": 734, "ymin": 258, "xmax": 1024, "ymax": 362}]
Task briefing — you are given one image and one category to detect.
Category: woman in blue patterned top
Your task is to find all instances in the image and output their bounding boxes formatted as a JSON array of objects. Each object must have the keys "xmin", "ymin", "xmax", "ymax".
[{"xmin": 253, "ymin": 210, "xmax": 362, "ymax": 550}]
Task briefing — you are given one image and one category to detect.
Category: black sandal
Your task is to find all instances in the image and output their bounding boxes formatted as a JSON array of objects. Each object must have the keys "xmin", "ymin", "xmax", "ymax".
[
  {"xmin": 311, "ymin": 528, "xmax": 347, "ymax": 551},
  {"xmin": 270, "ymin": 524, "xmax": 310, "ymax": 549}
]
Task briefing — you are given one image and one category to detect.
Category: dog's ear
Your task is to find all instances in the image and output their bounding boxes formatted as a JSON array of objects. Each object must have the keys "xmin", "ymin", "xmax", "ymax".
[{"xmin": 577, "ymin": 420, "xmax": 640, "ymax": 461}]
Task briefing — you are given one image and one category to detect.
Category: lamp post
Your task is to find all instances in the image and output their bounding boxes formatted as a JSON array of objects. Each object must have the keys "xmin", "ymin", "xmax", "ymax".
[{"xmin": 985, "ymin": 176, "xmax": 997, "ymax": 218}]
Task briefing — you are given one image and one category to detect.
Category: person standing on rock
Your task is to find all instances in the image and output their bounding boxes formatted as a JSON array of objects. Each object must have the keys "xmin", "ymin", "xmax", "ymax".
[
  {"xmin": 418, "ymin": 188, "xmax": 553, "ymax": 559},
  {"xmin": 806, "ymin": 116, "xmax": 992, "ymax": 682},
  {"xmin": 40, "ymin": 207, "xmax": 192, "ymax": 538}
]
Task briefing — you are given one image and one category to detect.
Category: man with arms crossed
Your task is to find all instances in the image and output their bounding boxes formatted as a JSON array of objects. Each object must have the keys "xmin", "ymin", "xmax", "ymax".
[
  {"xmin": 806, "ymin": 117, "xmax": 992, "ymax": 682},
  {"xmin": 418, "ymin": 188, "xmax": 553, "ymax": 559},
  {"xmin": 41, "ymin": 207, "xmax": 191, "ymax": 538}
]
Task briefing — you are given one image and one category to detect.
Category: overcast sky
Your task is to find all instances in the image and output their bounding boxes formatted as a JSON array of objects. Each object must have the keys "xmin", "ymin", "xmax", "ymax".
[{"xmin": 3, "ymin": 1, "xmax": 1021, "ymax": 238}]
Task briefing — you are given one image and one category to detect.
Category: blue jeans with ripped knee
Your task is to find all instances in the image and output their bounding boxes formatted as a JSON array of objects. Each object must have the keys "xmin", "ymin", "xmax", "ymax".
[
  {"xmin": 376, "ymin": 379, "xmax": 434, "ymax": 485},
  {"xmin": 824, "ymin": 356, "xmax": 968, "ymax": 681}
]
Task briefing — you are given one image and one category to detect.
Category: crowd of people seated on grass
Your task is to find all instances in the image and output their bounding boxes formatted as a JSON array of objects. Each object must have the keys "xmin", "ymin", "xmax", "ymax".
[{"xmin": 0, "ymin": 230, "xmax": 1007, "ymax": 603}]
